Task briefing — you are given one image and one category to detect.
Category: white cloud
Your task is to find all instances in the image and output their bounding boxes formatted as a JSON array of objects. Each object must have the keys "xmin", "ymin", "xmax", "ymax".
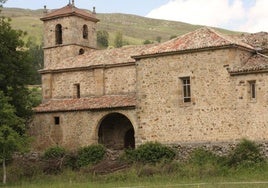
[
  {"xmin": 146, "ymin": 0, "xmax": 245, "ymax": 27},
  {"xmin": 146, "ymin": 0, "xmax": 268, "ymax": 32},
  {"xmin": 240, "ymin": 0, "xmax": 268, "ymax": 32}
]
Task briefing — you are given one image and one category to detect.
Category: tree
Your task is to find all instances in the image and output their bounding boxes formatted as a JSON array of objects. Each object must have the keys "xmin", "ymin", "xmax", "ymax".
[
  {"xmin": 143, "ymin": 39, "xmax": 153, "ymax": 45},
  {"xmin": 156, "ymin": 36, "xmax": 162, "ymax": 43},
  {"xmin": 170, "ymin": 35, "xmax": 177, "ymax": 40},
  {"xmin": 0, "ymin": 0, "xmax": 7, "ymax": 8},
  {"xmin": 114, "ymin": 31, "xmax": 123, "ymax": 48},
  {"xmin": 0, "ymin": 17, "xmax": 35, "ymax": 126},
  {"xmin": 97, "ymin": 30, "xmax": 109, "ymax": 49},
  {"xmin": 0, "ymin": 91, "xmax": 30, "ymax": 184},
  {"xmin": 26, "ymin": 36, "xmax": 44, "ymax": 85}
]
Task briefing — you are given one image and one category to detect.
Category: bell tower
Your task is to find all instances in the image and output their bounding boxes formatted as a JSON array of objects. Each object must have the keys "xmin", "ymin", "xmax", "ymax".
[{"xmin": 41, "ymin": 1, "xmax": 99, "ymax": 69}]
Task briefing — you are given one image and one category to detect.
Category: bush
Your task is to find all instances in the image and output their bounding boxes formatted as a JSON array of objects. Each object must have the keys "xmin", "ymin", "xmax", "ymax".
[
  {"xmin": 43, "ymin": 146, "xmax": 66, "ymax": 160},
  {"xmin": 189, "ymin": 148, "xmax": 219, "ymax": 166},
  {"xmin": 137, "ymin": 164, "xmax": 160, "ymax": 177},
  {"xmin": 125, "ymin": 142, "xmax": 176, "ymax": 164},
  {"xmin": 77, "ymin": 144, "xmax": 106, "ymax": 167},
  {"xmin": 42, "ymin": 146, "xmax": 66, "ymax": 174},
  {"xmin": 7, "ymin": 159, "xmax": 43, "ymax": 182},
  {"xmin": 187, "ymin": 148, "xmax": 225, "ymax": 177},
  {"xmin": 65, "ymin": 151, "xmax": 79, "ymax": 170},
  {"xmin": 227, "ymin": 139, "xmax": 264, "ymax": 168}
]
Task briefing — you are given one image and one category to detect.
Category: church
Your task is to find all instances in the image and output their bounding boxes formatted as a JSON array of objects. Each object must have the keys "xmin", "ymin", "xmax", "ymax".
[{"xmin": 30, "ymin": 2, "xmax": 268, "ymax": 151}]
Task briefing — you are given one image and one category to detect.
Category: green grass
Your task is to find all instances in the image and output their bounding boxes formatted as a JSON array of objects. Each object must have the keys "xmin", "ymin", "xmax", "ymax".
[
  {"xmin": 3, "ymin": 140, "xmax": 268, "ymax": 187},
  {"xmin": 3, "ymin": 163, "xmax": 268, "ymax": 188},
  {"xmin": 6, "ymin": 175, "xmax": 268, "ymax": 188}
]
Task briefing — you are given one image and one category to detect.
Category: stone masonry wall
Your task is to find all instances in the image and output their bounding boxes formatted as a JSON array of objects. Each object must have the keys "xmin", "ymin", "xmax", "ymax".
[
  {"xmin": 136, "ymin": 48, "xmax": 268, "ymax": 145},
  {"xmin": 43, "ymin": 16, "xmax": 97, "ymax": 69},
  {"xmin": 30, "ymin": 109, "xmax": 137, "ymax": 151},
  {"xmin": 104, "ymin": 66, "xmax": 136, "ymax": 95},
  {"xmin": 41, "ymin": 65, "xmax": 136, "ymax": 100}
]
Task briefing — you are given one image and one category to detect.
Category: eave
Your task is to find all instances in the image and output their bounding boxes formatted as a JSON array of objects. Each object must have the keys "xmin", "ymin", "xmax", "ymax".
[
  {"xmin": 133, "ymin": 44, "xmax": 254, "ymax": 60},
  {"xmin": 39, "ymin": 62, "xmax": 136, "ymax": 74}
]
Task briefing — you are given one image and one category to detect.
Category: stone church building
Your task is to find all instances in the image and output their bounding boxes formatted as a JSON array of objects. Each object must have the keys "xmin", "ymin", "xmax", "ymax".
[{"xmin": 31, "ymin": 2, "xmax": 268, "ymax": 151}]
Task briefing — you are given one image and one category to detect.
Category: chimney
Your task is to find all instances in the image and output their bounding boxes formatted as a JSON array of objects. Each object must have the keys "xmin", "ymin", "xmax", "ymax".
[
  {"xmin": 43, "ymin": 5, "xmax": 47, "ymax": 14},
  {"xmin": 93, "ymin": 7, "xmax": 96, "ymax": 14}
]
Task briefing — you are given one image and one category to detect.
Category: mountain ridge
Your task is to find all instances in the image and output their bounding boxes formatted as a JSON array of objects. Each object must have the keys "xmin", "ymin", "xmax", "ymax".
[{"xmin": 1, "ymin": 7, "xmax": 239, "ymax": 46}]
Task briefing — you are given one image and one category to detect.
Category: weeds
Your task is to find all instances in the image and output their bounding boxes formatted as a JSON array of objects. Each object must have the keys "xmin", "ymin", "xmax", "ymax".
[{"xmin": 2, "ymin": 139, "xmax": 268, "ymax": 187}]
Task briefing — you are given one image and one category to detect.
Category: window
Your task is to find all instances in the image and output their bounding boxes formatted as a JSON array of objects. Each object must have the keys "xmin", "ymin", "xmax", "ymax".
[
  {"xmin": 55, "ymin": 24, "xmax": 63, "ymax": 44},
  {"xmin": 73, "ymin": 83, "xmax": 80, "ymax": 98},
  {"xmin": 181, "ymin": 77, "xmax": 191, "ymax": 103},
  {"xmin": 82, "ymin": 24, "xmax": 88, "ymax": 39},
  {"xmin": 54, "ymin": 117, "xmax": 60, "ymax": 125},
  {"xmin": 249, "ymin": 81, "xmax": 256, "ymax": 100},
  {"xmin": 79, "ymin": 48, "xmax": 85, "ymax": 55}
]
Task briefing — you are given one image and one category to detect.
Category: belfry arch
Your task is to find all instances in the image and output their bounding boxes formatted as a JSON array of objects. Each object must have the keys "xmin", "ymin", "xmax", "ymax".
[{"xmin": 98, "ymin": 113, "xmax": 135, "ymax": 150}]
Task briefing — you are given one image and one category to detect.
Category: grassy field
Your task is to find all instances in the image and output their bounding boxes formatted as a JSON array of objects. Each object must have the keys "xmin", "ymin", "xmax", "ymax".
[
  {"xmin": 7, "ymin": 176, "xmax": 268, "ymax": 188},
  {"xmin": 4, "ymin": 164, "xmax": 268, "ymax": 188},
  {"xmin": 2, "ymin": 140, "xmax": 268, "ymax": 188}
]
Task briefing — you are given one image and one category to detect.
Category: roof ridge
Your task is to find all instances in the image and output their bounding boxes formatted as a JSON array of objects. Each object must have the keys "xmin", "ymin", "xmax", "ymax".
[
  {"xmin": 208, "ymin": 27, "xmax": 254, "ymax": 49},
  {"xmin": 207, "ymin": 27, "xmax": 236, "ymax": 44},
  {"xmin": 41, "ymin": 4, "xmax": 98, "ymax": 22}
]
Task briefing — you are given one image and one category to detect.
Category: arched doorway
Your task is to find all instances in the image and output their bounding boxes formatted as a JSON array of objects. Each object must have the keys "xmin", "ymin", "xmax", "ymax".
[{"xmin": 98, "ymin": 113, "xmax": 135, "ymax": 150}]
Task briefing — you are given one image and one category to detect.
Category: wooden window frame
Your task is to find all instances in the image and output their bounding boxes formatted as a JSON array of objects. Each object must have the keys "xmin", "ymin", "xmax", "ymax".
[{"xmin": 181, "ymin": 77, "xmax": 191, "ymax": 103}]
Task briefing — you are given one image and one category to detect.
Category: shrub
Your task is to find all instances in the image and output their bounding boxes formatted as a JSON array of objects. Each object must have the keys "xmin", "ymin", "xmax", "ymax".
[
  {"xmin": 43, "ymin": 146, "xmax": 66, "ymax": 160},
  {"xmin": 77, "ymin": 144, "xmax": 106, "ymax": 167},
  {"xmin": 125, "ymin": 142, "xmax": 176, "ymax": 164},
  {"xmin": 65, "ymin": 151, "xmax": 79, "ymax": 170},
  {"xmin": 189, "ymin": 148, "xmax": 219, "ymax": 167},
  {"xmin": 7, "ymin": 159, "xmax": 43, "ymax": 182},
  {"xmin": 186, "ymin": 148, "xmax": 225, "ymax": 177},
  {"xmin": 227, "ymin": 139, "xmax": 265, "ymax": 168},
  {"xmin": 42, "ymin": 146, "xmax": 66, "ymax": 174},
  {"xmin": 137, "ymin": 164, "xmax": 160, "ymax": 177}
]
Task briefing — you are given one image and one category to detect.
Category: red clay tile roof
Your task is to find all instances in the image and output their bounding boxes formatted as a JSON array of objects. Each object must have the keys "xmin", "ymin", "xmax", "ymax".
[
  {"xmin": 34, "ymin": 95, "xmax": 136, "ymax": 113},
  {"xmin": 229, "ymin": 53, "xmax": 268, "ymax": 75},
  {"xmin": 45, "ymin": 45, "xmax": 153, "ymax": 70},
  {"xmin": 136, "ymin": 27, "xmax": 254, "ymax": 58},
  {"xmin": 234, "ymin": 32, "xmax": 268, "ymax": 50},
  {"xmin": 41, "ymin": 4, "xmax": 99, "ymax": 22}
]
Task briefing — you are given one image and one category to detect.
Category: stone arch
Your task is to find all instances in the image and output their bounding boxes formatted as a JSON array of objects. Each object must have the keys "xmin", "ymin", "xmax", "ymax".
[
  {"xmin": 55, "ymin": 24, "xmax": 63, "ymax": 45},
  {"xmin": 82, "ymin": 24, "xmax": 88, "ymax": 39},
  {"xmin": 98, "ymin": 113, "xmax": 135, "ymax": 150}
]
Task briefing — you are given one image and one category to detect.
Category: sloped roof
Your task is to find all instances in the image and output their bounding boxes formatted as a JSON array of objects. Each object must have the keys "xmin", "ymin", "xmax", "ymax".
[
  {"xmin": 229, "ymin": 53, "xmax": 268, "ymax": 75},
  {"xmin": 235, "ymin": 32, "xmax": 268, "ymax": 50},
  {"xmin": 44, "ymin": 45, "xmax": 152, "ymax": 70},
  {"xmin": 41, "ymin": 4, "xmax": 99, "ymax": 22},
  {"xmin": 135, "ymin": 27, "xmax": 254, "ymax": 58},
  {"xmin": 34, "ymin": 95, "xmax": 136, "ymax": 113}
]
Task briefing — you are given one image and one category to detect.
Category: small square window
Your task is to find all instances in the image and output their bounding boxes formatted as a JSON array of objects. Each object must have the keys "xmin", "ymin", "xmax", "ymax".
[{"xmin": 54, "ymin": 117, "xmax": 60, "ymax": 125}]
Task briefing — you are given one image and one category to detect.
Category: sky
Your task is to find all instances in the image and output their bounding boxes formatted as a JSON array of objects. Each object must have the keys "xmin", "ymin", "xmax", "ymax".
[{"xmin": 3, "ymin": 0, "xmax": 268, "ymax": 33}]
